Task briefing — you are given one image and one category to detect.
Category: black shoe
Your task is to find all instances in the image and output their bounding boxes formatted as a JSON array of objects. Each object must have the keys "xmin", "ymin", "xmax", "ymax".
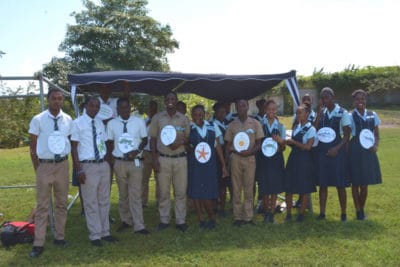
[
  {"xmin": 116, "ymin": 222, "xmax": 131, "ymax": 232},
  {"xmin": 134, "ymin": 229, "xmax": 151, "ymax": 235},
  {"xmin": 102, "ymin": 235, "xmax": 118, "ymax": 243},
  {"xmin": 263, "ymin": 212, "xmax": 270, "ymax": 223},
  {"xmin": 296, "ymin": 214, "xmax": 304, "ymax": 222},
  {"xmin": 316, "ymin": 213, "xmax": 326, "ymax": 221},
  {"xmin": 233, "ymin": 220, "xmax": 242, "ymax": 227},
  {"xmin": 285, "ymin": 214, "xmax": 292, "ymax": 222},
  {"xmin": 199, "ymin": 220, "xmax": 207, "ymax": 229},
  {"xmin": 340, "ymin": 213, "xmax": 347, "ymax": 222},
  {"xmin": 29, "ymin": 246, "xmax": 44, "ymax": 258},
  {"xmin": 53, "ymin": 239, "xmax": 68, "ymax": 246},
  {"xmin": 207, "ymin": 220, "xmax": 216, "ymax": 230},
  {"xmin": 356, "ymin": 211, "xmax": 363, "ymax": 220},
  {"xmin": 156, "ymin": 223, "xmax": 170, "ymax": 231},
  {"xmin": 91, "ymin": 239, "xmax": 102, "ymax": 247},
  {"xmin": 176, "ymin": 223, "xmax": 188, "ymax": 232}
]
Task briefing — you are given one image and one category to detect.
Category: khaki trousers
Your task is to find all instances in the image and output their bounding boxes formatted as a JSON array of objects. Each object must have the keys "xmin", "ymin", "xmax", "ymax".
[
  {"xmin": 230, "ymin": 154, "xmax": 256, "ymax": 221},
  {"xmin": 158, "ymin": 156, "xmax": 187, "ymax": 224},
  {"xmin": 81, "ymin": 161, "xmax": 110, "ymax": 241},
  {"xmin": 114, "ymin": 159, "xmax": 145, "ymax": 231},
  {"xmin": 34, "ymin": 160, "xmax": 69, "ymax": 246},
  {"xmin": 142, "ymin": 151, "xmax": 159, "ymax": 206}
]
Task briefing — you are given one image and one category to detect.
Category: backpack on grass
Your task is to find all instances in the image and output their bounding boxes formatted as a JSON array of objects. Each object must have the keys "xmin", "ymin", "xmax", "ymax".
[{"xmin": 0, "ymin": 221, "xmax": 34, "ymax": 247}]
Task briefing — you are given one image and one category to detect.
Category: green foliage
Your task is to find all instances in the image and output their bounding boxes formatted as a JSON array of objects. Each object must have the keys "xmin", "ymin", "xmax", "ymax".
[
  {"xmin": 177, "ymin": 94, "xmax": 215, "ymax": 118},
  {"xmin": 43, "ymin": 0, "xmax": 179, "ymax": 87},
  {"xmin": 0, "ymin": 83, "xmax": 41, "ymax": 148}
]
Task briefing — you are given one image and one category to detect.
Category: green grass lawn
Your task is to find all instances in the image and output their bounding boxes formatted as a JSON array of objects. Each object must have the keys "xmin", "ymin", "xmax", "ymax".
[{"xmin": 1, "ymin": 124, "xmax": 399, "ymax": 266}]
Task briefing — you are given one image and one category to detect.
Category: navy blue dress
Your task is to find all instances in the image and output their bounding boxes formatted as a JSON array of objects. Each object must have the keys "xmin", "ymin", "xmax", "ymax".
[
  {"xmin": 349, "ymin": 110, "xmax": 382, "ymax": 186},
  {"xmin": 285, "ymin": 124, "xmax": 317, "ymax": 194},
  {"xmin": 256, "ymin": 123, "xmax": 284, "ymax": 195},
  {"xmin": 316, "ymin": 107, "xmax": 350, "ymax": 187},
  {"xmin": 188, "ymin": 123, "xmax": 219, "ymax": 199}
]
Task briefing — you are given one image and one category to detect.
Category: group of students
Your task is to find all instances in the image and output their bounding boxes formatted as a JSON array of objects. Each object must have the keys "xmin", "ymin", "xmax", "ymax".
[{"xmin": 27, "ymin": 86, "xmax": 381, "ymax": 258}]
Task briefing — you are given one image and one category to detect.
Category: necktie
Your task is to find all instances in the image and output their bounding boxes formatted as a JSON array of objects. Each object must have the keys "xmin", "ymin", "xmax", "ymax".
[
  {"xmin": 122, "ymin": 121, "xmax": 128, "ymax": 159},
  {"xmin": 53, "ymin": 118, "xmax": 61, "ymax": 161},
  {"xmin": 92, "ymin": 120, "xmax": 100, "ymax": 161}
]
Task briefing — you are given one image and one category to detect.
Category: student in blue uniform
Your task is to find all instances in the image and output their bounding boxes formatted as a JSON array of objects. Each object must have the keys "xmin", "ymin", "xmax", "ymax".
[
  {"xmin": 256, "ymin": 99, "xmax": 285, "ymax": 223},
  {"xmin": 348, "ymin": 89, "xmax": 382, "ymax": 220},
  {"xmin": 212, "ymin": 102, "xmax": 231, "ymax": 216},
  {"xmin": 187, "ymin": 105, "xmax": 228, "ymax": 229},
  {"xmin": 285, "ymin": 103, "xmax": 317, "ymax": 222},
  {"xmin": 314, "ymin": 87, "xmax": 351, "ymax": 221}
]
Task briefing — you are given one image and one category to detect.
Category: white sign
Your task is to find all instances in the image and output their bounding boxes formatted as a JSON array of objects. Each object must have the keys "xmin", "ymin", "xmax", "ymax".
[
  {"xmin": 160, "ymin": 125, "xmax": 177, "ymax": 146},
  {"xmin": 96, "ymin": 104, "xmax": 113, "ymax": 120},
  {"xmin": 118, "ymin": 133, "xmax": 137, "ymax": 153},
  {"xmin": 233, "ymin": 132, "xmax": 250, "ymax": 152},
  {"xmin": 317, "ymin": 127, "xmax": 336, "ymax": 143},
  {"xmin": 195, "ymin": 142, "xmax": 212, "ymax": 163},
  {"xmin": 48, "ymin": 131, "xmax": 66, "ymax": 154},
  {"xmin": 262, "ymin": 137, "xmax": 278, "ymax": 157},
  {"xmin": 359, "ymin": 129, "xmax": 375, "ymax": 149}
]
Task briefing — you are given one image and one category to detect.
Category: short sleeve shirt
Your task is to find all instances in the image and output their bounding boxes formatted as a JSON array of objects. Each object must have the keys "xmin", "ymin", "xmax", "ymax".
[
  {"xmin": 28, "ymin": 109, "xmax": 72, "ymax": 159},
  {"xmin": 106, "ymin": 116, "xmax": 147, "ymax": 157},
  {"xmin": 293, "ymin": 122, "xmax": 316, "ymax": 144},
  {"xmin": 224, "ymin": 116, "xmax": 264, "ymax": 150},
  {"xmin": 149, "ymin": 111, "xmax": 190, "ymax": 154}
]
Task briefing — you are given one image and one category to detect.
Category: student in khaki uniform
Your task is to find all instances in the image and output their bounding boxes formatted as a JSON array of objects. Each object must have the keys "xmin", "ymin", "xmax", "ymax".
[
  {"xmin": 149, "ymin": 92, "xmax": 191, "ymax": 232},
  {"xmin": 224, "ymin": 99, "xmax": 264, "ymax": 226}
]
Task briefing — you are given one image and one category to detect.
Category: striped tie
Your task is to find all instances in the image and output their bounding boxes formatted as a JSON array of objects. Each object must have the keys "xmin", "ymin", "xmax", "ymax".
[
  {"xmin": 53, "ymin": 118, "xmax": 61, "ymax": 161},
  {"xmin": 92, "ymin": 120, "xmax": 100, "ymax": 161}
]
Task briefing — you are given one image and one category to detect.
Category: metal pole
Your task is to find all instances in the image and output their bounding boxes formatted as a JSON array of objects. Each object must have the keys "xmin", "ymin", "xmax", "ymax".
[{"xmin": 38, "ymin": 74, "xmax": 45, "ymax": 111}]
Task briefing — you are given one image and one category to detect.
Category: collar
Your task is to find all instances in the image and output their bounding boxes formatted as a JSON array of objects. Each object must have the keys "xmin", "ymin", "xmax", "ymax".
[
  {"xmin": 46, "ymin": 109, "xmax": 63, "ymax": 119},
  {"xmin": 324, "ymin": 103, "xmax": 340, "ymax": 115},
  {"xmin": 355, "ymin": 108, "xmax": 368, "ymax": 118},
  {"xmin": 118, "ymin": 115, "xmax": 132, "ymax": 123}
]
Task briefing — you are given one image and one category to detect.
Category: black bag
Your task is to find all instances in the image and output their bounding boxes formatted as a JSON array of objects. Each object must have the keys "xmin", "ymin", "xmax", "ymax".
[{"xmin": 1, "ymin": 221, "xmax": 34, "ymax": 247}]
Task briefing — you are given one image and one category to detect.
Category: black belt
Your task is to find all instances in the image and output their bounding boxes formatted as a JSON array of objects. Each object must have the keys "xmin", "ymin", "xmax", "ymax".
[
  {"xmin": 80, "ymin": 159, "xmax": 105, "ymax": 164},
  {"xmin": 39, "ymin": 156, "xmax": 68, "ymax": 163},
  {"xmin": 159, "ymin": 152, "xmax": 187, "ymax": 158},
  {"xmin": 114, "ymin": 157, "xmax": 143, "ymax": 161}
]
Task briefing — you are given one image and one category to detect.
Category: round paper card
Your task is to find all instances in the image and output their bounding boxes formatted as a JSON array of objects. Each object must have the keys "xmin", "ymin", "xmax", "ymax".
[
  {"xmin": 359, "ymin": 129, "xmax": 375, "ymax": 149},
  {"xmin": 118, "ymin": 133, "xmax": 137, "ymax": 153},
  {"xmin": 195, "ymin": 142, "xmax": 212, "ymax": 163},
  {"xmin": 96, "ymin": 104, "xmax": 113, "ymax": 120},
  {"xmin": 48, "ymin": 131, "xmax": 65, "ymax": 154},
  {"xmin": 160, "ymin": 125, "xmax": 177, "ymax": 146},
  {"xmin": 262, "ymin": 137, "xmax": 278, "ymax": 157},
  {"xmin": 233, "ymin": 132, "xmax": 250, "ymax": 152},
  {"xmin": 317, "ymin": 127, "xmax": 336, "ymax": 143}
]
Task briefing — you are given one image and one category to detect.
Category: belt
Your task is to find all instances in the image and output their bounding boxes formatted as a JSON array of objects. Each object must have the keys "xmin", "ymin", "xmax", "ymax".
[
  {"xmin": 80, "ymin": 159, "xmax": 105, "ymax": 164},
  {"xmin": 39, "ymin": 156, "xmax": 68, "ymax": 163},
  {"xmin": 159, "ymin": 152, "xmax": 187, "ymax": 158},
  {"xmin": 114, "ymin": 157, "xmax": 143, "ymax": 161}
]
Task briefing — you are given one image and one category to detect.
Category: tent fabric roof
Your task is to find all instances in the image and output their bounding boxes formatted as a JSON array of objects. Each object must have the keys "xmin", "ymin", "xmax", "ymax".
[{"xmin": 67, "ymin": 70, "xmax": 296, "ymax": 102}]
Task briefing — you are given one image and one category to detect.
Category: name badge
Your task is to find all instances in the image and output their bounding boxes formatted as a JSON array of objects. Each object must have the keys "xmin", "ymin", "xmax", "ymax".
[
  {"xmin": 317, "ymin": 127, "xmax": 336, "ymax": 143},
  {"xmin": 262, "ymin": 137, "xmax": 278, "ymax": 157},
  {"xmin": 233, "ymin": 132, "xmax": 250, "ymax": 152},
  {"xmin": 359, "ymin": 129, "xmax": 375, "ymax": 149},
  {"xmin": 160, "ymin": 125, "xmax": 177, "ymax": 146},
  {"xmin": 118, "ymin": 133, "xmax": 137, "ymax": 153}
]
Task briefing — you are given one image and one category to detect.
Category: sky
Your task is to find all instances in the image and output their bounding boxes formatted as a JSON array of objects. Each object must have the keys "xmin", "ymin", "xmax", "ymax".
[{"xmin": 1, "ymin": 0, "xmax": 400, "ymax": 87}]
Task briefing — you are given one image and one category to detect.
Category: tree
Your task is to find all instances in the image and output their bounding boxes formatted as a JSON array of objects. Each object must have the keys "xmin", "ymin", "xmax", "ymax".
[{"xmin": 43, "ymin": 0, "xmax": 179, "ymax": 87}]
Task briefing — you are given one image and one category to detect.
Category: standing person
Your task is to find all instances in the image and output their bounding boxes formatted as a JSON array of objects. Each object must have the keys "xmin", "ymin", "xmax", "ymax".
[
  {"xmin": 176, "ymin": 100, "xmax": 187, "ymax": 116},
  {"xmin": 212, "ymin": 102, "xmax": 231, "ymax": 216},
  {"xmin": 106, "ymin": 97, "xmax": 150, "ymax": 234},
  {"xmin": 149, "ymin": 92, "xmax": 190, "ymax": 232},
  {"xmin": 348, "ymin": 89, "xmax": 382, "ymax": 220},
  {"xmin": 257, "ymin": 100, "xmax": 286, "ymax": 223},
  {"xmin": 71, "ymin": 97, "xmax": 117, "ymax": 246},
  {"xmin": 285, "ymin": 103, "xmax": 317, "ymax": 222},
  {"xmin": 28, "ymin": 88, "xmax": 72, "ymax": 257},
  {"xmin": 225, "ymin": 99, "xmax": 264, "ymax": 226},
  {"xmin": 314, "ymin": 87, "xmax": 351, "ymax": 221},
  {"xmin": 188, "ymin": 105, "xmax": 228, "ymax": 229},
  {"xmin": 142, "ymin": 100, "xmax": 159, "ymax": 207}
]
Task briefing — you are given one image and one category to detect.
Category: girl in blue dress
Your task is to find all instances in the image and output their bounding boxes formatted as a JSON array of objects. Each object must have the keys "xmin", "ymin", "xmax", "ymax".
[
  {"xmin": 348, "ymin": 89, "xmax": 382, "ymax": 220},
  {"xmin": 314, "ymin": 87, "xmax": 351, "ymax": 221},
  {"xmin": 256, "ymin": 99, "xmax": 285, "ymax": 223},
  {"xmin": 285, "ymin": 103, "xmax": 317, "ymax": 222},
  {"xmin": 188, "ymin": 105, "xmax": 228, "ymax": 229}
]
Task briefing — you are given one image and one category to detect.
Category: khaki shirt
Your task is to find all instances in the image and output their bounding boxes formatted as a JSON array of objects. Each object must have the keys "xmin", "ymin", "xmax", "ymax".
[
  {"xmin": 225, "ymin": 116, "xmax": 264, "ymax": 151},
  {"xmin": 149, "ymin": 111, "xmax": 190, "ymax": 154}
]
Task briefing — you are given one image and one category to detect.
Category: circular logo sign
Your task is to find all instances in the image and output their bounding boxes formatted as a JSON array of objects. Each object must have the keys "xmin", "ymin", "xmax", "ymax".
[
  {"xmin": 160, "ymin": 125, "xmax": 177, "ymax": 146},
  {"xmin": 233, "ymin": 132, "xmax": 250, "ymax": 152},
  {"xmin": 96, "ymin": 104, "xmax": 113, "ymax": 120},
  {"xmin": 118, "ymin": 133, "xmax": 137, "ymax": 153},
  {"xmin": 359, "ymin": 129, "xmax": 375, "ymax": 149},
  {"xmin": 48, "ymin": 131, "xmax": 66, "ymax": 154},
  {"xmin": 317, "ymin": 127, "xmax": 336, "ymax": 143},
  {"xmin": 195, "ymin": 142, "xmax": 212, "ymax": 163},
  {"xmin": 262, "ymin": 137, "xmax": 278, "ymax": 157}
]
